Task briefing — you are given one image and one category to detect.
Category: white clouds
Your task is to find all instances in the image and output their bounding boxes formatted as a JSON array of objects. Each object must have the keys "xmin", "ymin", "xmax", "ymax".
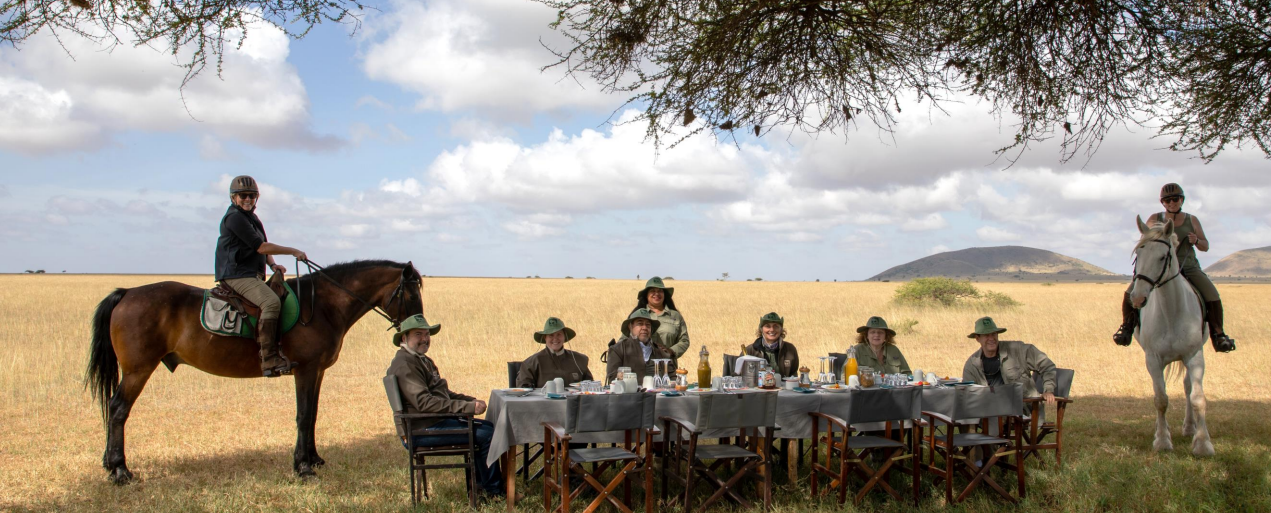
[
  {"xmin": 361, "ymin": 0, "xmax": 618, "ymax": 120},
  {"xmin": 503, "ymin": 213, "xmax": 571, "ymax": 240},
  {"xmin": 929, "ymin": 245, "xmax": 951, "ymax": 255},
  {"xmin": 901, "ymin": 213, "xmax": 950, "ymax": 232},
  {"xmin": 0, "ymin": 20, "xmax": 335, "ymax": 154},
  {"xmin": 976, "ymin": 226, "xmax": 1022, "ymax": 242}
]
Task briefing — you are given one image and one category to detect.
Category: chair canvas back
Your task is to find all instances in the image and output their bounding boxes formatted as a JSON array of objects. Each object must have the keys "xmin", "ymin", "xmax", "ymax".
[
  {"xmin": 383, "ymin": 375, "xmax": 406, "ymax": 414},
  {"xmin": 507, "ymin": 361, "xmax": 522, "ymax": 388},
  {"xmin": 847, "ymin": 387, "xmax": 921, "ymax": 425},
  {"xmin": 722, "ymin": 354, "xmax": 739, "ymax": 377},
  {"xmin": 695, "ymin": 391, "xmax": 778, "ymax": 430},
  {"xmin": 953, "ymin": 383, "xmax": 1023, "ymax": 420},
  {"xmin": 566, "ymin": 393, "xmax": 656, "ymax": 434},
  {"xmin": 1035, "ymin": 368, "xmax": 1074, "ymax": 397}
]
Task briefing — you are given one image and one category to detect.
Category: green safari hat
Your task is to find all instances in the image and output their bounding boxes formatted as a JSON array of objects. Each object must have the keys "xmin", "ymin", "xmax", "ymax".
[
  {"xmin": 640, "ymin": 276, "xmax": 674, "ymax": 299},
  {"xmin": 856, "ymin": 316, "xmax": 895, "ymax": 336},
  {"xmin": 621, "ymin": 308, "xmax": 662, "ymax": 337},
  {"xmin": 758, "ymin": 312, "xmax": 784, "ymax": 328},
  {"xmin": 393, "ymin": 314, "xmax": 441, "ymax": 346},
  {"xmin": 967, "ymin": 316, "xmax": 1007, "ymax": 339},
  {"xmin": 534, "ymin": 317, "xmax": 577, "ymax": 343}
]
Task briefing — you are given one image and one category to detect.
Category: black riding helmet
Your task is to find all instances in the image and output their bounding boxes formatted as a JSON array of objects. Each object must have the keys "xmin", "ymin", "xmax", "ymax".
[
  {"xmin": 230, "ymin": 175, "xmax": 259, "ymax": 195},
  {"xmin": 1160, "ymin": 183, "xmax": 1184, "ymax": 200}
]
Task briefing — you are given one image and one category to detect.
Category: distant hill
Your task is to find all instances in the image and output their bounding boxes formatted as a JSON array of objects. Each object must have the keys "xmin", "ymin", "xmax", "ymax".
[
  {"xmin": 868, "ymin": 246, "xmax": 1120, "ymax": 282},
  {"xmin": 1205, "ymin": 246, "xmax": 1271, "ymax": 278}
]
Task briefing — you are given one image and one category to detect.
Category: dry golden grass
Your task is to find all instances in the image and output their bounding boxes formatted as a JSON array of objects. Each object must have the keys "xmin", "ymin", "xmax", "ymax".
[{"xmin": 2, "ymin": 274, "xmax": 1269, "ymax": 512}]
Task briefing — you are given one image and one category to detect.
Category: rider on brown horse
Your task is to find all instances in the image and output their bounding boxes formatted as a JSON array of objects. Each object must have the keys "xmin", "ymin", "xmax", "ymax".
[
  {"xmin": 216, "ymin": 175, "xmax": 310, "ymax": 376},
  {"xmin": 1113, "ymin": 183, "xmax": 1236, "ymax": 353}
]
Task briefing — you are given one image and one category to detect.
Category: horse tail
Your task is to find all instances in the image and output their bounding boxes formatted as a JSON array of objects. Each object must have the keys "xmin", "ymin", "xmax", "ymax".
[
  {"xmin": 86, "ymin": 288, "xmax": 127, "ymax": 423},
  {"xmin": 1164, "ymin": 360, "xmax": 1184, "ymax": 383}
]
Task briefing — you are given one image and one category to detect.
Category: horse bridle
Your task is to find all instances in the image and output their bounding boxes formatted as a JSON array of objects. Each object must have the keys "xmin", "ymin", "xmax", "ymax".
[
  {"xmin": 1133, "ymin": 239, "xmax": 1181, "ymax": 294},
  {"xmin": 296, "ymin": 259, "xmax": 420, "ymax": 331}
]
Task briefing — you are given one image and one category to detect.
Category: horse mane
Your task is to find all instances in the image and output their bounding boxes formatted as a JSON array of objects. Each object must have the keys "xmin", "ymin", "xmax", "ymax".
[{"xmin": 292, "ymin": 260, "xmax": 413, "ymax": 287}]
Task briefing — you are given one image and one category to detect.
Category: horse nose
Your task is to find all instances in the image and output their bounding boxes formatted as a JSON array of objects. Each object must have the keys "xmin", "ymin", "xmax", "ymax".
[{"xmin": 1132, "ymin": 296, "xmax": 1147, "ymax": 308}]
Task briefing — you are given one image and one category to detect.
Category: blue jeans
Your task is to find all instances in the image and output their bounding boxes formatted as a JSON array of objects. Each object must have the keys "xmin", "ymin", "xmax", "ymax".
[{"xmin": 406, "ymin": 418, "xmax": 503, "ymax": 495}]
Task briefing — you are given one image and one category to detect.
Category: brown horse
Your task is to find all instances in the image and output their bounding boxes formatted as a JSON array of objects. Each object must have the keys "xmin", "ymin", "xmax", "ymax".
[{"xmin": 86, "ymin": 260, "xmax": 423, "ymax": 483}]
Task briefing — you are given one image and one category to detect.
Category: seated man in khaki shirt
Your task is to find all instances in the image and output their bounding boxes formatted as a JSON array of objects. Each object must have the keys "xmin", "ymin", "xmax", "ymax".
[
  {"xmin": 606, "ymin": 308, "xmax": 676, "ymax": 382},
  {"xmin": 516, "ymin": 317, "xmax": 594, "ymax": 388},
  {"xmin": 961, "ymin": 316, "xmax": 1057, "ymax": 412},
  {"xmin": 385, "ymin": 314, "xmax": 503, "ymax": 497}
]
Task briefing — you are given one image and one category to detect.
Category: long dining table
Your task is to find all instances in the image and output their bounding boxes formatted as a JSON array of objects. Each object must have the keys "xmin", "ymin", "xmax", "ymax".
[{"xmin": 485, "ymin": 384, "xmax": 1022, "ymax": 511}]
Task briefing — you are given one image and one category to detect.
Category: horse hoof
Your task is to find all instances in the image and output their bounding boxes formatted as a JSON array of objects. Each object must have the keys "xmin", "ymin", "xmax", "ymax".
[
  {"xmin": 1153, "ymin": 438, "xmax": 1174, "ymax": 452},
  {"xmin": 296, "ymin": 463, "xmax": 317, "ymax": 479},
  {"xmin": 1192, "ymin": 439, "xmax": 1215, "ymax": 457},
  {"xmin": 108, "ymin": 467, "xmax": 134, "ymax": 485},
  {"xmin": 311, "ymin": 455, "xmax": 326, "ymax": 467}
]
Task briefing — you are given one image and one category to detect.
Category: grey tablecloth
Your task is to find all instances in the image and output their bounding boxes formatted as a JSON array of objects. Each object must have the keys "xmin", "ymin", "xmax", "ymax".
[{"xmin": 485, "ymin": 384, "xmax": 1021, "ymax": 466}]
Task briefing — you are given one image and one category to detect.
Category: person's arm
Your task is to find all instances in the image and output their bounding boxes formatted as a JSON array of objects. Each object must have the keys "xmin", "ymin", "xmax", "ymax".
[
  {"xmin": 257, "ymin": 241, "xmax": 307, "ymax": 262},
  {"xmin": 962, "ymin": 358, "xmax": 985, "ymax": 385},
  {"xmin": 394, "ymin": 366, "xmax": 475, "ymax": 415},
  {"xmin": 606, "ymin": 343, "xmax": 623, "ymax": 382},
  {"xmin": 1190, "ymin": 216, "xmax": 1210, "ymax": 252},
  {"xmin": 669, "ymin": 316, "xmax": 691, "ymax": 358},
  {"xmin": 788, "ymin": 344, "xmax": 799, "ymax": 377},
  {"xmin": 894, "ymin": 347, "xmax": 911, "ymax": 375},
  {"xmin": 578, "ymin": 354, "xmax": 594, "ymax": 382},
  {"xmin": 1025, "ymin": 344, "xmax": 1058, "ymax": 405},
  {"xmin": 515, "ymin": 356, "xmax": 538, "ymax": 388}
]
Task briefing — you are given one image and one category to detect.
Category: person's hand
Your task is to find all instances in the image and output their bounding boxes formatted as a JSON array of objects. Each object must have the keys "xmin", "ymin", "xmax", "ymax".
[
  {"xmin": 1043, "ymin": 392, "xmax": 1057, "ymax": 406},
  {"xmin": 294, "ymin": 250, "xmax": 308, "ymax": 262},
  {"xmin": 271, "ymin": 264, "xmax": 287, "ymax": 275},
  {"xmin": 1187, "ymin": 233, "xmax": 1199, "ymax": 244},
  {"xmin": 473, "ymin": 400, "xmax": 487, "ymax": 415}
]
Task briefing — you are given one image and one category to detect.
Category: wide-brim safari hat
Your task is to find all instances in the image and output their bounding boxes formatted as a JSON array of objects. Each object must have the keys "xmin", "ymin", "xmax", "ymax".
[
  {"xmin": 393, "ymin": 314, "xmax": 441, "ymax": 346},
  {"xmin": 638, "ymin": 276, "xmax": 674, "ymax": 299},
  {"xmin": 534, "ymin": 316, "xmax": 577, "ymax": 343},
  {"xmin": 621, "ymin": 308, "xmax": 662, "ymax": 337},
  {"xmin": 758, "ymin": 312, "xmax": 784, "ymax": 328},
  {"xmin": 967, "ymin": 316, "xmax": 1007, "ymax": 339},
  {"xmin": 856, "ymin": 316, "xmax": 896, "ymax": 336}
]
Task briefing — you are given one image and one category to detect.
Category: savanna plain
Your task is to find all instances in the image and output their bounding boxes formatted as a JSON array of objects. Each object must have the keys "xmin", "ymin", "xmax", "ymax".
[{"xmin": 1, "ymin": 275, "xmax": 1269, "ymax": 512}]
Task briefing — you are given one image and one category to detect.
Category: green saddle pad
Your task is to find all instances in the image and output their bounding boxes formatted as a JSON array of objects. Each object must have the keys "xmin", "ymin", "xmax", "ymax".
[{"xmin": 200, "ymin": 282, "xmax": 300, "ymax": 338}]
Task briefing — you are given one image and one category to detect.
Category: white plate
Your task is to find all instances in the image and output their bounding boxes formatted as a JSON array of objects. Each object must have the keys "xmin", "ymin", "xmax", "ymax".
[
  {"xmin": 686, "ymin": 388, "xmax": 716, "ymax": 393},
  {"xmin": 819, "ymin": 386, "xmax": 851, "ymax": 393},
  {"xmin": 501, "ymin": 388, "xmax": 533, "ymax": 396}
]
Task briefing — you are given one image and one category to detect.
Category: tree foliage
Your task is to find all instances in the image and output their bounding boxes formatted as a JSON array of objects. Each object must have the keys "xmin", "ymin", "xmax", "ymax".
[
  {"xmin": 536, "ymin": 0, "xmax": 1271, "ymax": 162},
  {"xmin": 1, "ymin": 0, "xmax": 364, "ymax": 86}
]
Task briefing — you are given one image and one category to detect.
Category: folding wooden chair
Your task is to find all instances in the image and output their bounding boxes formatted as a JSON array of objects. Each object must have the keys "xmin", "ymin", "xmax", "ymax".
[
  {"xmin": 923, "ymin": 384, "xmax": 1026, "ymax": 504},
  {"xmin": 542, "ymin": 393, "xmax": 657, "ymax": 513},
  {"xmin": 1020, "ymin": 368, "xmax": 1074, "ymax": 466},
  {"xmin": 383, "ymin": 375, "xmax": 478, "ymax": 507},
  {"xmin": 661, "ymin": 391, "xmax": 778, "ymax": 512},
  {"xmin": 506, "ymin": 361, "xmax": 548, "ymax": 483},
  {"xmin": 809, "ymin": 387, "xmax": 923, "ymax": 506}
]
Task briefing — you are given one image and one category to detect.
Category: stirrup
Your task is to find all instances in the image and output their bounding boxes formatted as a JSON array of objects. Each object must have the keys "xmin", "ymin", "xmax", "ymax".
[
  {"xmin": 1211, "ymin": 334, "xmax": 1236, "ymax": 353},
  {"xmin": 1112, "ymin": 324, "xmax": 1134, "ymax": 346},
  {"xmin": 263, "ymin": 359, "xmax": 299, "ymax": 377}
]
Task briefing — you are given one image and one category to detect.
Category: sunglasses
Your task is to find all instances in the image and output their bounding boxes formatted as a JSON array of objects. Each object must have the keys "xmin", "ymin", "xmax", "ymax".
[
  {"xmin": 1162, "ymin": 195, "xmax": 1183, "ymax": 203},
  {"xmin": 236, "ymin": 192, "xmax": 259, "ymax": 200}
]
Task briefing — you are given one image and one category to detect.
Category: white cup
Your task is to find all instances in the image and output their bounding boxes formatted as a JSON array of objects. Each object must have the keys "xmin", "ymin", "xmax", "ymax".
[
  {"xmin": 711, "ymin": 376, "xmax": 724, "ymax": 390},
  {"xmin": 926, "ymin": 372, "xmax": 939, "ymax": 384},
  {"xmin": 848, "ymin": 375, "xmax": 861, "ymax": 387},
  {"xmin": 610, "ymin": 381, "xmax": 626, "ymax": 394},
  {"xmin": 642, "ymin": 376, "xmax": 656, "ymax": 390},
  {"xmin": 553, "ymin": 377, "xmax": 565, "ymax": 393},
  {"xmin": 784, "ymin": 378, "xmax": 797, "ymax": 390},
  {"xmin": 544, "ymin": 381, "xmax": 557, "ymax": 394},
  {"xmin": 912, "ymin": 368, "xmax": 923, "ymax": 382}
]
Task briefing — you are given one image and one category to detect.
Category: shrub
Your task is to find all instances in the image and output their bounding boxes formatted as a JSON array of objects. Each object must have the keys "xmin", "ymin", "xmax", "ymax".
[
  {"xmin": 564, "ymin": 276, "xmax": 574, "ymax": 279},
  {"xmin": 894, "ymin": 318, "xmax": 919, "ymax": 335},
  {"xmin": 1041, "ymin": 282, "xmax": 1055, "ymax": 287},
  {"xmin": 892, "ymin": 277, "xmax": 1021, "ymax": 308},
  {"xmin": 663, "ymin": 276, "xmax": 674, "ymax": 280}
]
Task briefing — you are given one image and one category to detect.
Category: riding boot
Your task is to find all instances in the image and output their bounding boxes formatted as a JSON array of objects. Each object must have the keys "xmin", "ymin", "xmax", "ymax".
[
  {"xmin": 1112, "ymin": 292, "xmax": 1137, "ymax": 346},
  {"xmin": 257, "ymin": 318, "xmax": 299, "ymax": 377},
  {"xmin": 1204, "ymin": 300, "xmax": 1237, "ymax": 353}
]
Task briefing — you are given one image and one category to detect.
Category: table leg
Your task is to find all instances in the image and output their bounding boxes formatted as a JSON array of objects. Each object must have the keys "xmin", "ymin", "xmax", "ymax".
[{"xmin": 504, "ymin": 444, "xmax": 517, "ymax": 512}]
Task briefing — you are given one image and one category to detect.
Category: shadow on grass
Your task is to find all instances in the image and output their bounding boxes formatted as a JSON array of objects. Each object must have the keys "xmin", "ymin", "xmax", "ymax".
[{"xmin": 13, "ymin": 395, "xmax": 1271, "ymax": 512}]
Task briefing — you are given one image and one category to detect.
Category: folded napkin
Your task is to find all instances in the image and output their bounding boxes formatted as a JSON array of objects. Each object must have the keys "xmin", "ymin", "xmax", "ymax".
[{"xmin": 734, "ymin": 355, "xmax": 766, "ymax": 375}]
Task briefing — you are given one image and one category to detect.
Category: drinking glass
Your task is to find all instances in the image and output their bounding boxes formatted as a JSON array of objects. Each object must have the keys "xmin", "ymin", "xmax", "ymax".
[{"xmin": 816, "ymin": 356, "xmax": 829, "ymax": 384}]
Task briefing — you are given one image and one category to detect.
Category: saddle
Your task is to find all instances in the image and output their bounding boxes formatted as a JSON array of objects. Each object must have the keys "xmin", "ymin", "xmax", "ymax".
[{"xmin": 211, "ymin": 272, "xmax": 289, "ymax": 319}]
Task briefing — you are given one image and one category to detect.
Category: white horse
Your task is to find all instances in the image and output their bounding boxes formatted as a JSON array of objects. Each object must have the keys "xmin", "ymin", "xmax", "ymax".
[{"xmin": 1129, "ymin": 215, "xmax": 1214, "ymax": 456}]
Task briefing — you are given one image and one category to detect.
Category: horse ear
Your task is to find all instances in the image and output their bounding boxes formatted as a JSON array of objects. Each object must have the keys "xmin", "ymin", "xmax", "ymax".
[
  {"xmin": 1162, "ymin": 219, "xmax": 1174, "ymax": 236},
  {"xmin": 402, "ymin": 262, "xmax": 414, "ymax": 277},
  {"xmin": 1136, "ymin": 215, "xmax": 1148, "ymax": 234}
]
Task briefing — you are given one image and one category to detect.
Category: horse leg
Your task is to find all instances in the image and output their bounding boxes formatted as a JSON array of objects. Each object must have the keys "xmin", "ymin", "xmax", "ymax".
[
  {"xmin": 1145, "ymin": 355, "xmax": 1173, "ymax": 452},
  {"xmin": 1183, "ymin": 352, "xmax": 1214, "ymax": 456},
  {"xmin": 1182, "ymin": 367, "xmax": 1196, "ymax": 438},
  {"xmin": 104, "ymin": 363, "xmax": 158, "ymax": 484},
  {"xmin": 293, "ymin": 367, "xmax": 320, "ymax": 477},
  {"xmin": 306, "ymin": 369, "xmax": 326, "ymax": 467}
]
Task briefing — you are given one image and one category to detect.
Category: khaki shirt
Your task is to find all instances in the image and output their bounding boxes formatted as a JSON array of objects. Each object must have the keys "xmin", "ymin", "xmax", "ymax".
[
  {"xmin": 385, "ymin": 348, "xmax": 476, "ymax": 436},
  {"xmin": 852, "ymin": 343, "xmax": 911, "ymax": 375},
  {"xmin": 743, "ymin": 338, "xmax": 800, "ymax": 377},
  {"xmin": 606, "ymin": 335, "xmax": 676, "ymax": 382},
  {"xmin": 650, "ymin": 308, "xmax": 691, "ymax": 358},
  {"xmin": 516, "ymin": 348, "xmax": 594, "ymax": 388},
  {"xmin": 962, "ymin": 340, "xmax": 1057, "ymax": 399}
]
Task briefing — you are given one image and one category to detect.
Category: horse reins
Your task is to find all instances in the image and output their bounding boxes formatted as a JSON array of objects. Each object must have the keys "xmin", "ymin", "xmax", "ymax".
[{"xmin": 295, "ymin": 259, "xmax": 418, "ymax": 331}]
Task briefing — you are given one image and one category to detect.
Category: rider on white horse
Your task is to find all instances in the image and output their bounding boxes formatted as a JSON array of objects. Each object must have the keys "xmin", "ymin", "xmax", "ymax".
[{"xmin": 1113, "ymin": 183, "xmax": 1236, "ymax": 353}]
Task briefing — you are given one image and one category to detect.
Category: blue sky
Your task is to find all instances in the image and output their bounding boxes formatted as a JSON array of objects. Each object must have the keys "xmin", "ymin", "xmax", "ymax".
[{"xmin": 2, "ymin": 0, "xmax": 1269, "ymax": 280}]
